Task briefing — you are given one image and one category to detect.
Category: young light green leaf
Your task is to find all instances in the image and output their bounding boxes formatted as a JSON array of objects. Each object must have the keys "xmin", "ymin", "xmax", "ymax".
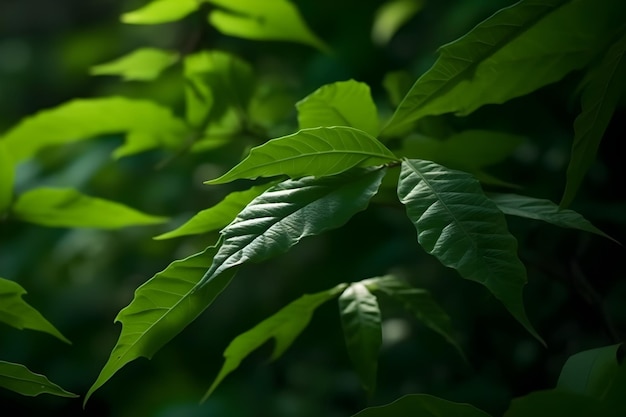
[
  {"xmin": 562, "ymin": 30, "xmax": 626, "ymax": 208},
  {"xmin": 85, "ymin": 245, "xmax": 236, "ymax": 405},
  {"xmin": 296, "ymin": 80, "xmax": 380, "ymax": 136},
  {"xmin": 397, "ymin": 159, "xmax": 541, "ymax": 343},
  {"xmin": 121, "ymin": 0, "xmax": 199, "ymax": 24},
  {"xmin": 206, "ymin": 126, "xmax": 397, "ymax": 184},
  {"xmin": 154, "ymin": 183, "xmax": 274, "ymax": 240},
  {"xmin": 0, "ymin": 277, "xmax": 70, "ymax": 344},
  {"xmin": 206, "ymin": 0, "xmax": 329, "ymax": 52},
  {"xmin": 504, "ymin": 389, "xmax": 615, "ymax": 417},
  {"xmin": 0, "ymin": 361, "xmax": 78, "ymax": 398},
  {"xmin": 199, "ymin": 168, "xmax": 387, "ymax": 287},
  {"xmin": 0, "ymin": 142, "xmax": 14, "ymax": 211},
  {"xmin": 490, "ymin": 193, "xmax": 617, "ymax": 243},
  {"xmin": 203, "ymin": 283, "xmax": 346, "ymax": 401},
  {"xmin": 339, "ymin": 283, "xmax": 382, "ymax": 394},
  {"xmin": 351, "ymin": 393, "xmax": 492, "ymax": 417},
  {"xmin": 90, "ymin": 48, "xmax": 179, "ymax": 81},
  {"xmin": 371, "ymin": 0, "xmax": 424, "ymax": 46},
  {"xmin": 13, "ymin": 188, "xmax": 167, "ymax": 229},
  {"xmin": 1, "ymin": 97, "xmax": 189, "ymax": 162},
  {"xmin": 383, "ymin": 0, "xmax": 625, "ymax": 134}
]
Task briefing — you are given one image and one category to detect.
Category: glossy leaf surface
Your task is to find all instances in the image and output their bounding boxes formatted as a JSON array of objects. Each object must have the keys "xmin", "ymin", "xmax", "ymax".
[
  {"xmin": 206, "ymin": 126, "xmax": 397, "ymax": 184},
  {"xmin": 90, "ymin": 48, "xmax": 179, "ymax": 81},
  {"xmin": 397, "ymin": 159, "xmax": 540, "ymax": 342},
  {"xmin": 121, "ymin": 0, "xmax": 199, "ymax": 24},
  {"xmin": 13, "ymin": 188, "xmax": 167, "ymax": 229},
  {"xmin": 351, "ymin": 393, "xmax": 492, "ymax": 417},
  {"xmin": 0, "ymin": 361, "xmax": 78, "ymax": 398}
]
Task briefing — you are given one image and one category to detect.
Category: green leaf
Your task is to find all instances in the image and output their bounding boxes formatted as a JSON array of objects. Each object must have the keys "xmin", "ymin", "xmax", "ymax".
[
  {"xmin": 382, "ymin": 70, "xmax": 414, "ymax": 108},
  {"xmin": 13, "ymin": 187, "xmax": 167, "ymax": 229},
  {"xmin": 203, "ymin": 283, "xmax": 346, "ymax": 401},
  {"xmin": 154, "ymin": 183, "xmax": 274, "ymax": 240},
  {"xmin": 562, "ymin": 29, "xmax": 626, "ymax": 208},
  {"xmin": 206, "ymin": 126, "xmax": 397, "ymax": 184},
  {"xmin": 206, "ymin": 0, "xmax": 329, "ymax": 52},
  {"xmin": 397, "ymin": 159, "xmax": 541, "ymax": 343},
  {"xmin": 339, "ymin": 283, "xmax": 382, "ymax": 394},
  {"xmin": 1, "ymin": 97, "xmax": 190, "ymax": 162},
  {"xmin": 90, "ymin": 48, "xmax": 179, "ymax": 81},
  {"xmin": 85, "ymin": 245, "xmax": 236, "ymax": 404},
  {"xmin": 362, "ymin": 275, "xmax": 463, "ymax": 357},
  {"xmin": 490, "ymin": 193, "xmax": 618, "ymax": 243},
  {"xmin": 0, "ymin": 361, "xmax": 78, "ymax": 398},
  {"xmin": 351, "ymin": 393, "xmax": 492, "ymax": 417},
  {"xmin": 371, "ymin": 0, "xmax": 424, "ymax": 46},
  {"xmin": 296, "ymin": 80, "xmax": 380, "ymax": 136},
  {"xmin": 121, "ymin": 0, "xmax": 199, "ymax": 24},
  {"xmin": 0, "ymin": 277, "xmax": 70, "ymax": 344},
  {"xmin": 383, "ymin": 0, "xmax": 625, "ymax": 134},
  {"xmin": 0, "ymin": 142, "xmax": 14, "ymax": 211},
  {"xmin": 504, "ymin": 389, "xmax": 617, "ymax": 417},
  {"xmin": 199, "ymin": 168, "xmax": 387, "ymax": 287}
]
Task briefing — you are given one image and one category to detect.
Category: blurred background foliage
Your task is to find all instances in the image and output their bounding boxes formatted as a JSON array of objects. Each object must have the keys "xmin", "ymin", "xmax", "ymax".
[{"xmin": 0, "ymin": 0, "xmax": 624, "ymax": 416}]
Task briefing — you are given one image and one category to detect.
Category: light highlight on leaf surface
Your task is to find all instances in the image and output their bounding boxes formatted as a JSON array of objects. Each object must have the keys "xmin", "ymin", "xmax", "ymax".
[
  {"xmin": 90, "ymin": 48, "xmax": 179, "ymax": 81},
  {"xmin": 372, "ymin": 0, "xmax": 424, "ymax": 46},
  {"xmin": 121, "ymin": 0, "xmax": 199, "ymax": 24}
]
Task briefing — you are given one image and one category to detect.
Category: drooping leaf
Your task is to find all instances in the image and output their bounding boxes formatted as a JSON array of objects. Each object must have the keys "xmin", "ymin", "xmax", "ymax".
[
  {"xmin": 0, "ymin": 277, "xmax": 69, "ymax": 344},
  {"xmin": 362, "ymin": 275, "xmax": 463, "ymax": 357},
  {"xmin": 562, "ymin": 29, "xmax": 626, "ymax": 208},
  {"xmin": 121, "ymin": 0, "xmax": 199, "ymax": 24},
  {"xmin": 203, "ymin": 283, "xmax": 346, "ymax": 400},
  {"xmin": 199, "ymin": 168, "xmax": 387, "ymax": 287},
  {"xmin": 504, "ymin": 389, "xmax": 617, "ymax": 417},
  {"xmin": 1, "ymin": 97, "xmax": 190, "ymax": 161},
  {"xmin": 383, "ymin": 0, "xmax": 626, "ymax": 134},
  {"xmin": 155, "ymin": 182, "xmax": 275, "ymax": 240},
  {"xmin": 0, "ymin": 361, "xmax": 78, "ymax": 398},
  {"xmin": 296, "ymin": 80, "xmax": 379, "ymax": 136},
  {"xmin": 371, "ymin": 0, "xmax": 424, "ymax": 46},
  {"xmin": 206, "ymin": 0, "xmax": 329, "ymax": 52},
  {"xmin": 13, "ymin": 188, "xmax": 167, "ymax": 229},
  {"xmin": 85, "ymin": 245, "xmax": 236, "ymax": 404},
  {"xmin": 397, "ymin": 159, "xmax": 541, "ymax": 342},
  {"xmin": 339, "ymin": 283, "xmax": 382, "ymax": 393},
  {"xmin": 0, "ymin": 142, "xmax": 13, "ymax": 211},
  {"xmin": 206, "ymin": 126, "xmax": 397, "ymax": 184},
  {"xmin": 90, "ymin": 47, "xmax": 179, "ymax": 81},
  {"xmin": 351, "ymin": 393, "xmax": 492, "ymax": 417},
  {"xmin": 489, "ymin": 193, "xmax": 617, "ymax": 243}
]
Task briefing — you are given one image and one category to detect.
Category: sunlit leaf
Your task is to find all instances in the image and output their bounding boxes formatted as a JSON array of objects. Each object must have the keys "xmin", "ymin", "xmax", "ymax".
[
  {"xmin": 0, "ymin": 361, "xmax": 78, "ymax": 398},
  {"xmin": 0, "ymin": 142, "xmax": 13, "ymax": 211},
  {"xmin": 296, "ymin": 80, "xmax": 379, "ymax": 136},
  {"xmin": 121, "ymin": 0, "xmax": 199, "ymax": 24},
  {"xmin": 0, "ymin": 277, "xmax": 69, "ymax": 344},
  {"xmin": 339, "ymin": 283, "xmax": 382, "ymax": 393},
  {"xmin": 351, "ymin": 393, "xmax": 492, "ymax": 417},
  {"xmin": 383, "ymin": 0, "xmax": 625, "ymax": 134},
  {"xmin": 85, "ymin": 245, "xmax": 237, "ymax": 404},
  {"xmin": 372, "ymin": 0, "xmax": 424, "ymax": 46},
  {"xmin": 206, "ymin": 0, "xmax": 329, "ymax": 52},
  {"xmin": 203, "ymin": 283, "xmax": 346, "ymax": 400},
  {"xmin": 504, "ymin": 389, "xmax": 616, "ymax": 417},
  {"xmin": 13, "ymin": 188, "xmax": 167, "ymax": 229},
  {"xmin": 1, "ymin": 97, "xmax": 190, "ymax": 161},
  {"xmin": 206, "ymin": 126, "xmax": 397, "ymax": 184},
  {"xmin": 199, "ymin": 168, "xmax": 387, "ymax": 287},
  {"xmin": 90, "ymin": 48, "xmax": 179, "ymax": 81},
  {"xmin": 155, "ymin": 183, "xmax": 275, "ymax": 240},
  {"xmin": 490, "ymin": 193, "xmax": 617, "ymax": 243},
  {"xmin": 562, "ymin": 30, "xmax": 626, "ymax": 208},
  {"xmin": 397, "ymin": 159, "xmax": 541, "ymax": 343}
]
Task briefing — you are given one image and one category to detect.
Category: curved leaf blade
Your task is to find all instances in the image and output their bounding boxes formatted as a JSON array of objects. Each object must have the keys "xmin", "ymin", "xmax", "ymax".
[
  {"xmin": 0, "ymin": 142, "xmax": 14, "ymax": 211},
  {"xmin": 339, "ymin": 283, "xmax": 382, "ymax": 394},
  {"xmin": 203, "ymin": 284, "xmax": 346, "ymax": 400},
  {"xmin": 504, "ymin": 389, "xmax": 616, "ymax": 417},
  {"xmin": 371, "ymin": 0, "xmax": 424, "ymax": 46},
  {"xmin": 121, "ymin": 0, "xmax": 199, "ymax": 24},
  {"xmin": 200, "ymin": 168, "xmax": 387, "ymax": 287},
  {"xmin": 13, "ymin": 188, "xmax": 167, "ymax": 229},
  {"xmin": 397, "ymin": 159, "xmax": 541, "ymax": 342},
  {"xmin": 490, "ymin": 193, "xmax": 618, "ymax": 243},
  {"xmin": 85, "ymin": 245, "xmax": 236, "ymax": 404},
  {"xmin": 562, "ymin": 30, "xmax": 626, "ymax": 208},
  {"xmin": 351, "ymin": 393, "xmax": 492, "ymax": 417},
  {"xmin": 296, "ymin": 80, "xmax": 379, "ymax": 136},
  {"xmin": 0, "ymin": 277, "xmax": 69, "ymax": 344},
  {"xmin": 206, "ymin": 126, "xmax": 397, "ymax": 184},
  {"xmin": 0, "ymin": 361, "xmax": 78, "ymax": 398},
  {"xmin": 90, "ymin": 48, "xmax": 179, "ymax": 81}
]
